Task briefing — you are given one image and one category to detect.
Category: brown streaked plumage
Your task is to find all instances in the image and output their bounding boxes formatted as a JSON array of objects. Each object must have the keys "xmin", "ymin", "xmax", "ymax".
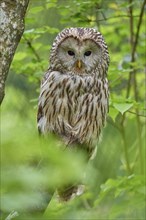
[{"xmin": 37, "ymin": 27, "xmax": 109, "ymax": 201}]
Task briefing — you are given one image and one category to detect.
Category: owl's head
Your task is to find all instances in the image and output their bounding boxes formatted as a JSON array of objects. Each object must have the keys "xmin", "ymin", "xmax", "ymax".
[{"xmin": 50, "ymin": 28, "xmax": 109, "ymax": 76}]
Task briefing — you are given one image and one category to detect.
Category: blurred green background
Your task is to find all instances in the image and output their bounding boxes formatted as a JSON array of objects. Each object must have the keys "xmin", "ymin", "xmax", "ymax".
[{"xmin": 1, "ymin": 0, "xmax": 145, "ymax": 219}]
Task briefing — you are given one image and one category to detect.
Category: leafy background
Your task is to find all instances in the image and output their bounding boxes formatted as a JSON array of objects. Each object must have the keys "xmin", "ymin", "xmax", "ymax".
[{"xmin": 1, "ymin": 0, "xmax": 145, "ymax": 219}]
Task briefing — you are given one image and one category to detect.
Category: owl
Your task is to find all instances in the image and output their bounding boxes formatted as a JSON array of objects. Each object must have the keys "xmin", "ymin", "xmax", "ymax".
[{"xmin": 37, "ymin": 27, "xmax": 109, "ymax": 201}]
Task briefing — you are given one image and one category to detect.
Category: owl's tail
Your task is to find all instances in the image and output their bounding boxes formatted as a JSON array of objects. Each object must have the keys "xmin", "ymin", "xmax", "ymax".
[{"xmin": 57, "ymin": 184, "xmax": 85, "ymax": 201}]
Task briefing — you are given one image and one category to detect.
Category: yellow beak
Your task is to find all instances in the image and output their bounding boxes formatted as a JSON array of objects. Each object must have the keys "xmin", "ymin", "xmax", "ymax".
[{"xmin": 76, "ymin": 60, "xmax": 82, "ymax": 69}]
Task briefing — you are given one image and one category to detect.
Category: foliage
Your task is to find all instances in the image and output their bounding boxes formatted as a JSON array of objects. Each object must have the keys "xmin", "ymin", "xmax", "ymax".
[{"xmin": 1, "ymin": 0, "xmax": 145, "ymax": 219}]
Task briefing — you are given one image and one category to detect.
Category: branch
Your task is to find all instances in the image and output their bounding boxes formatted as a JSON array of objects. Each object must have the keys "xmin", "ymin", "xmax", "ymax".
[
  {"xmin": 128, "ymin": 110, "xmax": 146, "ymax": 118},
  {"xmin": 0, "ymin": 0, "xmax": 29, "ymax": 104},
  {"xmin": 132, "ymin": 0, "xmax": 146, "ymax": 60},
  {"xmin": 124, "ymin": 0, "xmax": 145, "ymax": 175},
  {"xmin": 5, "ymin": 210, "xmax": 19, "ymax": 220},
  {"xmin": 96, "ymin": 14, "xmax": 139, "ymax": 22},
  {"xmin": 22, "ymin": 35, "xmax": 45, "ymax": 72},
  {"xmin": 126, "ymin": 0, "xmax": 146, "ymax": 98},
  {"xmin": 121, "ymin": 122, "xmax": 132, "ymax": 174},
  {"xmin": 125, "ymin": 0, "xmax": 145, "ymax": 103},
  {"xmin": 23, "ymin": 35, "xmax": 42, "ymax": 63}
]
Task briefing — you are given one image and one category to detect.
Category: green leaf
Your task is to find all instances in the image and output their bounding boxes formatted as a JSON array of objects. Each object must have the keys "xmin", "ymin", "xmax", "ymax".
[
  {"xmin": 46, "ymin": 2, "xmax": 57, "ymax": 9},
  {"xmin": 113, "ymin": 103, "xmax": 133, "ymax": 114},
  {"xmin": 24, "ymin": 29, "xmax": 35, "ymax": 34},
  {"xmin": 109, "ymin": 106, "xmax": 119, "ymax": 121},
  {"xmin": 13, "ymin": 52, "xmax": 27, "ymax": 61},
  {"xmin": 29, "ymin": 6, "xmax": 44, "ymax": 14}
]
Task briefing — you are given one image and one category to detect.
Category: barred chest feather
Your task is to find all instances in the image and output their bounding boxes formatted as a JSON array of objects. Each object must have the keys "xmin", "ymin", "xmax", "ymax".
[{"xmin": 38, "ymin": 71, "xmax": 108, "ymax": 155}]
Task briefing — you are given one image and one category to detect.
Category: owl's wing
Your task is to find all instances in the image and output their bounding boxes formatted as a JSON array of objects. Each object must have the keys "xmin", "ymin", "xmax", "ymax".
[
  {"xmin": 37, "ymin": 104, "xmax": 43, "ymax": 135},
  {"xmin": 37, "ymin": 70, "xmax": 50, "ymax": 134}
]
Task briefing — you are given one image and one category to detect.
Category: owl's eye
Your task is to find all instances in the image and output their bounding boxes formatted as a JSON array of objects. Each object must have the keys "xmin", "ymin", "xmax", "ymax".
[
  {"xmin": 68, "ymin": 50, "xmax": 75, "ymax": 56},
  {"xmin": 84, "ymin": 51, "xmax": 92, "ymax": 56}
]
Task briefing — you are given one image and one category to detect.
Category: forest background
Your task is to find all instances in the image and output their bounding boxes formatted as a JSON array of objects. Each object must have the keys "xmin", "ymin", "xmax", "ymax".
[{"xmin": 1, "ymin": 0, "xmax": 145, "ymax": 219}]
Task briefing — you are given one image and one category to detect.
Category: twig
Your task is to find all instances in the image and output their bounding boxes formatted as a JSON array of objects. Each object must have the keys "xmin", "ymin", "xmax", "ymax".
[
  {"xmin": 5, "ymin": 211, "xmax": 19, "ymax": 220},
  {"xmin": 131, "ymin": 127, "xmax": 145, "ymax": 171},
  {"xmin": 130, "ymin": 0, "xmax": 145, "ymax": 175},
  {"xmin": 95, "ymin": 14, "xmax": 139, "ymax": 22},
  {"xmin": 22, "ymin": 35, "xmax": 44, "ymax": 71},
  {"xmin": 124, "ymin": 0, "xmax": 145, "ymax": 174},
  {"xmin": 132, "ymin": 0, "xmax": 146, "ymax": 59},
  {"xmin": 121, "ymin": 119, "xmax": 132, "ymax": 174},
  {"xmin": 126, "ymin": 0, "xmax": 146, "ymax": 97},
  {"xmin": 126, "ymin": 0, "xmax": 134, "ymax": 98},
  {"xmin": 128, "ymin": 110, "xmax": 146, "ymax": 118},
  {"xmin": 95, "ymin": 3, "xmax": 101, "ymax": 31}
]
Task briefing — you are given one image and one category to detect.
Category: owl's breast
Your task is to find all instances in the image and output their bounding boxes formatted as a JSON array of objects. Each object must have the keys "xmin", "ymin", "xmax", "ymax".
[{"xmin": 38, "ymin": 71, "xmax": 108, "ymax": 148}]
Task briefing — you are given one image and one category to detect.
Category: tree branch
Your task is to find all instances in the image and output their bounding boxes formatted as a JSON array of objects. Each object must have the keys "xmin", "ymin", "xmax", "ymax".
[
  {"xmin": 22, "ymin": 35, "xmax": 44, "ymax": 71},
  {"xmin": 96, "ymin": 14, "xmax": 139, "ymax": 22},
  {"xmin": 132, "ymin": 0, "xmax": 146, "ymax": 60},
  {"xmin": 126, "ymin": 0, "xmax": 146, "ymax": 98},
  {"xmin": 128, "ymin": 110, "xmax": 146, "ymax": 118},
  {"xmin": 129, "ymin": 0, "xmax": 145, "ymax": 174},
  {"xmin": 123, "ymin": 0, "xmax": 145, "ymax": 174}
]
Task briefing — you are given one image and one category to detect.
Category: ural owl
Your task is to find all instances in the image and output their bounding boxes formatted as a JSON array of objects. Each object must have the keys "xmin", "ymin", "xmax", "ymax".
[{"xmin": 37, "ymin": 27, "xmax": 109, "ymax": 201}]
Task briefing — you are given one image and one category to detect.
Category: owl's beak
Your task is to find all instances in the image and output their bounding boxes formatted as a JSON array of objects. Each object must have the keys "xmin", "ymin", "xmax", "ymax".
[{"xmin": 76, "ymin": 60, "xmax": 82, "ymax": 69}]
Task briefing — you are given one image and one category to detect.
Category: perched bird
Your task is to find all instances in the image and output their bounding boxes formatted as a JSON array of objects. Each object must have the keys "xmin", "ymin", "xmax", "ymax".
[{"xmin": 37, "ymin": 27, "xmax": 109, "ymax": 201}]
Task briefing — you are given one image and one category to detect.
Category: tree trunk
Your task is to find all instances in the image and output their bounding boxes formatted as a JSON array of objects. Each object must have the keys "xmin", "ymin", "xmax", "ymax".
[{"xmin": 0, "ymin": 0, "xmax": 29, "ymax": 104}]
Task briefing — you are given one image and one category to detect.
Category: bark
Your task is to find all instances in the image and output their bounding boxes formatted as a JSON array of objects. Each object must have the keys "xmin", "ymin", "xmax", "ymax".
[{"xmin": 0, "ymin": 0, "xmax": 29, "ymax": 104}]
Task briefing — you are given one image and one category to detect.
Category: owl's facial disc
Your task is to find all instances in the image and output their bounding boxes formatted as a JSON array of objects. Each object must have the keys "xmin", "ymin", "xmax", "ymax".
[{"xmin": 57, "ymin": 37, "xmax": 101, "ymax": 74}]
